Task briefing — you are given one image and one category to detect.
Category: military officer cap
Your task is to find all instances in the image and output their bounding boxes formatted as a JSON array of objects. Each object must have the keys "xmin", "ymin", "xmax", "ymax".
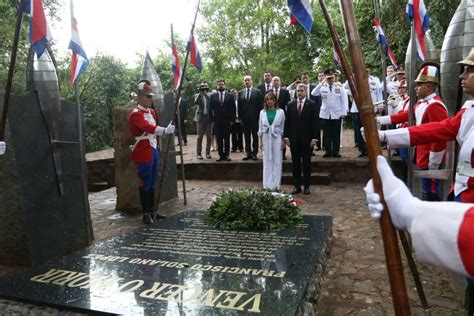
[
  {"xmin": 415, "ymin": 62, "xmax": 440, "ymax": 84},
  {"xmin": 137, "ymin": 80, "xmax": 154, "ymax": 96},
  {"xmin": 324, "ymin": 69, "xmax": 335, "ymax": 79},
  {"xmin": 458, "ymin": 48, "xmax": 474, "ymax": 67}
]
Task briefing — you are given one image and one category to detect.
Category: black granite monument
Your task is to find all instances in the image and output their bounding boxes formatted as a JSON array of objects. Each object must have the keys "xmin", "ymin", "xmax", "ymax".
[{"xmin": 0, "ymin": 210, "xmax": 332, "ymax": 315}]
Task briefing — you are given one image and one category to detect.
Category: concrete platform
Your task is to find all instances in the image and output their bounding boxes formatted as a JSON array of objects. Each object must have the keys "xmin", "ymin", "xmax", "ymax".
[{"xmin": 86, "ymin": 129, "xmax": 403, "ymax": 191}]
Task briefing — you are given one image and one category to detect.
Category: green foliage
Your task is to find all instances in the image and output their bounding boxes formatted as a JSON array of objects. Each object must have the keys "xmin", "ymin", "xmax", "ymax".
[
  {"xmin": 206, "ymin": 188, "xmax": 303, "ymax": 230},
  {"xmin": 57, "ymin": 54, "xmax": 136, "ymax": 152}
]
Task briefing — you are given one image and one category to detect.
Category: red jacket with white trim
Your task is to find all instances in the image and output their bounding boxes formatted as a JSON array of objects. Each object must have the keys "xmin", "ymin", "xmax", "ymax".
[
  {"xmin": 385, "ymin": 100, "xmax": 474, "ymax": 202},
  {"xmin": 410, "ymin": 201, "xmax": 474, "ymax": 277},
  {"xmin": 387, "ymin": 94, "xmax": 448, "ymax": 169},
  {"xmin": 129, "ymin": 105, "xmax": 159, "ymax": 164}
]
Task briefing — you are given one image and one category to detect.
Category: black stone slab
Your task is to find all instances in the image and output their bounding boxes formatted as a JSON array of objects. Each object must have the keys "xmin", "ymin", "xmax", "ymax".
[
  {"xmin": 0, "ymin": 93, "xmax": 92, "ymax": 265},
  {"xmin": 0, "ymin": 210, "xmax": 332, "ymax": 315}
]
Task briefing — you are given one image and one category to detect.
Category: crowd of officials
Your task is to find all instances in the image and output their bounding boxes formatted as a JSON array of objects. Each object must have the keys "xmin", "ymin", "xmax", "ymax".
[{"xmin": 182, "ymin": 68, "xmax": 403, "ymax": 195}]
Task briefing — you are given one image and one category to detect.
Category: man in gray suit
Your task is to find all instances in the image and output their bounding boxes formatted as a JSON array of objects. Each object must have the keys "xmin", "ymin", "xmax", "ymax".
[
  {"xmin": 238, "ymin": 75, "xmax": 263, "ymax": 160},
  {"xmin": 194, "ymin": 83, "xmax": 212, "ymax": 160}
]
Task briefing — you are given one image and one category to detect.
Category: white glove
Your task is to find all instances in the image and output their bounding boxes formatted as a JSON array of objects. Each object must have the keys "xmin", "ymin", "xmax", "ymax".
[
  {"xmin": 360, "ymin": 127, "xmax": 386, "ymax": 143},
  {"xmin": 363, "ymin": 155, "xmax": 420, "ymax": 230},
  {"xmin": 0, "ymin": 141, "xmax": 5, "ymax": 155},
  {"xmin": 164, "ymin": 121, "xmax": 175, "ymax": 135}
]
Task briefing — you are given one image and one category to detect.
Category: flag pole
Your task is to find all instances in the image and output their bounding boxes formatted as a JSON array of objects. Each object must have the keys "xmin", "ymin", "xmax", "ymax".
[
  {"xmin": 407, "ymin": 21, "xmax": 417, "ymax": 191},
  {"xmin": 155, "ymin": 0, "xmax": 201, "ymax": 211},
  {"xmin": 171, "ymin": 23, "xmax": 188, "ymax": 205},
  {"xmin": 337, "ymin": 1, "xmax": 411, "ymax": 314},
  {"xmin": 0, "ymin": 0, "xmax": 26, "ymax": 140},
  {"xmin": 74, "ymin": 81, "xmax": 93, "ymax": 243}
]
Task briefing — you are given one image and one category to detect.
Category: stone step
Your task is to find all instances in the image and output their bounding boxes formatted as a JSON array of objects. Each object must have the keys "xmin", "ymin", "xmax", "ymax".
[{"xmin": 281, "ymin": 172, "xmax": 331, "ymax": 185}]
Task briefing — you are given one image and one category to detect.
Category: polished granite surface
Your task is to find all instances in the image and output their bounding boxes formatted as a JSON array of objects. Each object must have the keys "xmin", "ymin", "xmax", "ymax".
[{"xmin": 0, "ymin": 210, "xmax": 332, "ymax": 315}]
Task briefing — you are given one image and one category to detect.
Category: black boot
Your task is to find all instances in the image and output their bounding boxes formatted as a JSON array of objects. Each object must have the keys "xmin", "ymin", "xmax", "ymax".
[
  {"xmin": 148, "ymin": 188, "xmax": 166, "ymax": 220},
  {"xmin": 139, "ymin": 188, "xmax": 154, "ymax": 225}
]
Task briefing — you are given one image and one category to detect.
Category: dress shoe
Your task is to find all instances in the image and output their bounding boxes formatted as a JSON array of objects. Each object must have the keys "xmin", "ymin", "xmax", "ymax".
[
  {"xmin": 251, "ymin": 155, "xmax": 258, "ymax": 161},
  {"xmin": 322, "ymin": 152, "xmax": 332, "ymax": 158},
  {"xmin": 155, "ymin": 213, "xmax": 167, "ymax": 220},
  {"xmin": 225, "ymin": 157, "xmax": 231, "ymax": 161},
  {"xmin": 358, "ymin": 152, "xmax": 367, "ymax": 158},
  {"xmin": 243, "ymin": 155, "xmax": 251, "ymax": 161},
  {"xmin": 315, "ymin": 147, "xmax": 322, "ymax": 151},
  {"xmin": 142, "ymin": 213, "xmax": 154, "ymax": 225},
  {"xmin": 206, "ymin": 154, "xmax": 212, "ymax": 159},
  {"xmin": 216, "ymin": 157, "xmax": 224, "ymax": 162},
  {"xmin": 333, "ymin": 152, "xmax": 342, "ymax": 158},
  {"xmin": 291, "ymin": 186, "xmax": 301, "ymax": 194},
  {"xmin": 231, "ymin": 149, "xmax": 237, "ymax": 153},
  {"xmin": 303, "ymin": 187, "xmax": 310, "ymax": 195},
  {"xmin": 197, "ymin": 155, "xmax": 203, "ymax": 160}
]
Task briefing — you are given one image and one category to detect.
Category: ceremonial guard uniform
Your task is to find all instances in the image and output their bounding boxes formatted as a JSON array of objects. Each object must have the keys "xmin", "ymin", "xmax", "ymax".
[
  {"xmin": 129, "ymin": 80, "xmax": 175, "ymax": 224},
  {"xmin": 312, "ymin": 70, "xmax": 348, "ymax": 157},
  {"xmin": 377, "ymin": 65, "xmax": 448, "ymax": 201},
  {"xmin": 365, "ymin": 156, "xmax": 474, "ymax": 278}
]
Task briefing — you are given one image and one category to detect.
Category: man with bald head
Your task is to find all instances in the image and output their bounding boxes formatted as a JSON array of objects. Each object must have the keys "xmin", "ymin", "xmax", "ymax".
[{"xmin": 238, "ymin": 75, "xmax": 263, "ymax": 160}]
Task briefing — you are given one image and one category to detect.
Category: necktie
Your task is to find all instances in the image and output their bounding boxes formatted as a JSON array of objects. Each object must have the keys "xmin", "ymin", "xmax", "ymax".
[
  {"xmin": 275, "ymin": 89, "xmax": 279, "ymax": 100},
  {"xmin": 266, "ymin": 84, "xmax": 270, "ymax": 92},
  {"xmin": 330, "ymin": 85, "xmax": 333, "ymax": 92},
  {"xmin": 297, "ymin": 100, "xmax": 302, "ymax": 116},
  {"xmin": 220, "ymin": 92, "xmax": 223, "ymax": 105},
  {"xmin": 246, "ymin": 88, "xmax": 250, "ymax": 100}
]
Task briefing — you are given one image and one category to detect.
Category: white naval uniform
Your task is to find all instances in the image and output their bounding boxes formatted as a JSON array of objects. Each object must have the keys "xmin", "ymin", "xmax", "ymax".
[{"xmin": 258, "ymin": 108, "xmax": 285, "ymax": 189}]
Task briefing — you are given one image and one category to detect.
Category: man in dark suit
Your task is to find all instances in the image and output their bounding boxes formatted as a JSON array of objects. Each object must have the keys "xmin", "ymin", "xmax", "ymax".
[
  {"xmin": 230, "ymin": 89, "xmax": 243, "ymax": 152},
  {"xmin": 283, "ymin": 83, "xmax": 318, "ymax": 195},
  {"xmin": 272, "ymin": 76, "xmax": 291, "ymax": 160},
  {"xmin": 302, "ymin": 72, "xmax": 321, "ymax": 151},
  {"xmin": 238, "ymin": 75, "xmax": 263, "ymax": 160},
  {"xmin": 209, "ymin": 80, "xmax": 235, "ymax": 161},
  {"xmin": 257, "ymin": 71, "xmax": 273, "ymax": 97}
]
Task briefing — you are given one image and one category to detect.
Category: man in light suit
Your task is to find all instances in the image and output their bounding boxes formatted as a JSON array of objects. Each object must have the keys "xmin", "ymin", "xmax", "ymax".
[
  {"xmin": 238, "ymin": 75, "xmax": 263, "ymax": 160},
  {"xmin": 284, "ymin": 84, "xmax": 319, "ymax": 195},
  {"xmin": 194, "ymin": 83, "xmax": 212, "ymax": 160},
  {"xmin": 311, "ymin": 69, "xmax": 348, "ymax": 158}
]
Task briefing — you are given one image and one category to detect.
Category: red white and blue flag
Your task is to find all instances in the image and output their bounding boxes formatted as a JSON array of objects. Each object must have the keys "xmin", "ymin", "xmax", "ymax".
[
  {"xmin": 22, "ymin": 0, "xmax": 52, "ymax": 58},
  {"xmin": 373, "ymin": 18, "xmax": 398, "ymax": 68},
  {"xmin": 406, "ymin": 0, "xmax": 430, "ymax": 61},
  {"xmin": 68, "ymin": 0, "xmax": 89, "ymax": 86},
  {"xmin": 187, "ymin": 33, "xmax": 202, "ymax": 72},
  {"xmin": 172, "ymin": 44, "xmax": 183, "ymax": 90},
  {"xmin": 287, "ymin": 0, "xmax": 313, "ymax": 34}
]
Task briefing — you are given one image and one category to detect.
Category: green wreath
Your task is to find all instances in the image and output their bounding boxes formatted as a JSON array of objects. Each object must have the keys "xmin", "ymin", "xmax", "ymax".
[{"xmin": 205, "ymin": 188, "xmax": 303, "ymax": 230}]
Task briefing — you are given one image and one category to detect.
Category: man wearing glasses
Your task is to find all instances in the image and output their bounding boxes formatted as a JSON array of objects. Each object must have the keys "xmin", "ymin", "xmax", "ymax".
[{"xmin": 129, "ymin": 80, "xmax": 175, "ymax": 224}]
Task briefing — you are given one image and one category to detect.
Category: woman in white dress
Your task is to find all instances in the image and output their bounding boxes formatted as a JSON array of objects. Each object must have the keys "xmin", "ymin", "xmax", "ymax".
[{"xmin": 258, "ymin": 92, "xmax": 285, "ymax": 190}]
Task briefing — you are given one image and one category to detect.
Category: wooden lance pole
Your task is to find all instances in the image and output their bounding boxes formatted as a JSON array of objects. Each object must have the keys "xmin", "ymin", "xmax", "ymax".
[{"xmin": 338, "ymin": 0, "xmax": 411, "ymax": 314}]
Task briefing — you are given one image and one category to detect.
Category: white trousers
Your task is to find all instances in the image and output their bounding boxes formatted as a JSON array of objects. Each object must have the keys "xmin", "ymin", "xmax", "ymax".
[{"xmin": 262, "ymin": 134, "xmax": 283, "ymax": 189}]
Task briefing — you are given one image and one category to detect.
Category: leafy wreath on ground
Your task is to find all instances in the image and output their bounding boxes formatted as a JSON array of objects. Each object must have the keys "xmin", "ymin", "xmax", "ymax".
[{"xmin": 205, "ymin": 188, "xmax": 303, "ymax": 230}]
